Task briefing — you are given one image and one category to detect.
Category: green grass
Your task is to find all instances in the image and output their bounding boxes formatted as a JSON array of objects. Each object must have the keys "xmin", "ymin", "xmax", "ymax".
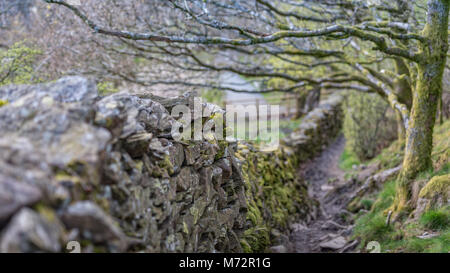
[
  {"xmin": 351, "ymin": 120, "xmax": 450, "ymax": 253},
  {"xmin": 361, "ymin": 199, "xmax": 374, "ymax": 210},
  {"xmin": 382, "ymin": 230, "xmax": 450, "ymax": 253},
  {"xmin": 353, "ymin": 180, "xmax": 450, "ymax": 253},
  {"xmin": 339, "ymin": 146, "xmax": 361, "ymax": 171},
  {"xmin": 420, "ymin": 207, "xmax": 450, "ymax": 231},
  {"xmin": 353, "ymin": 180, "xmax": 396, "ymax": 242}
]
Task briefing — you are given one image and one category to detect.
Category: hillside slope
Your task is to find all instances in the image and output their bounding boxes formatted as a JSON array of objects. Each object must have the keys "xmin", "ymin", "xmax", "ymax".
[{"xmin": 351, "ymin": 120, "xmax": 450, "ymax": 253}]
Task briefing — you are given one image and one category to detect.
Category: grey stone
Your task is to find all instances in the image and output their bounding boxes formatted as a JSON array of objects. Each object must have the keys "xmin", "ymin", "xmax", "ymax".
[
  {"xmin": 0, "ymin": 76, "xmax": 97, "ymax": 104},
  {"xmin": 123, "ymin": 132, "xmax": 153, "ymax": 158},
  {"xmin": 0, "ymin": 77, "xmax": 336, "ymax": 253},
  {"xmin": 270, "ymin": 245, "xmax": 288, "ymax": 253},
  {"xmin": 0, "ymin": 176, "xmax": 42, "ymax": 224},
  {"xmin": 319, "ymin": 236, "xmax": 347, "ymax": 250},
  {"xmin": 0, "ymin": 208, "xmax": 62, "ymax": 253},
  {"xmin": 61, "ymin": 201, "xmax": 126, "ymax": 248}
]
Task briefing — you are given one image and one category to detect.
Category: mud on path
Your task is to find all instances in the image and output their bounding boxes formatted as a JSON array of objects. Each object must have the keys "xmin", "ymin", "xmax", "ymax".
[{"xmin": 291, "ymin": 135, "xmax": 359, "ymax": 253}]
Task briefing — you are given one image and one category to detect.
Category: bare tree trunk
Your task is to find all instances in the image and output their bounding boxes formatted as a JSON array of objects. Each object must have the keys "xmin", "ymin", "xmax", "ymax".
[
  {"xmin": 304, "ymin": 86, "xmax": 321, "ymax": 113},
  {"xmin": 295, "ymin": 86, "xmax": 321, "ymax": 118}
]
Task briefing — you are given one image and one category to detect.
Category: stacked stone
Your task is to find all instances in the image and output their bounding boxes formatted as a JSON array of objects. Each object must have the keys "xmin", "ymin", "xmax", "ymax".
[
  {"xmin": 235, "ymin": 95, "xmax": 344, "ymax": 253},
  {"xmin": 0, "ymin": 77, "xmax": 344, "ymax": 253},
  {"xmin": 0, "ymin": 77, "xmax": 247, "ymax": 253},
  {"xmin": 283, "ymin": 94, "xmax": 344, "ymax": 162}
]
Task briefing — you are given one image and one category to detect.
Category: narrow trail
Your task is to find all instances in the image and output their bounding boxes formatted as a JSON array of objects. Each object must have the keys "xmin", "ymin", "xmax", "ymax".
[{"xmin": 292, "ymin": 135, "xmax": 358, "ymax": 253}]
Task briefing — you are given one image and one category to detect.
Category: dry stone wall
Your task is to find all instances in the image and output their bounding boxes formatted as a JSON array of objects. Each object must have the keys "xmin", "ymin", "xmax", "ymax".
[
  {"xmin": 0, "ymin": 77, "xmax": 343, "ymax": 253},
  {"xmin": 237, "ymin": 94, "xmax": 344, "ymax": 252}
]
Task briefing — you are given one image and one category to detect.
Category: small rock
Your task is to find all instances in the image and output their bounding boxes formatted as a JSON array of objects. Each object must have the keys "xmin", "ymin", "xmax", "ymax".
[
  {"xmin": 417, "ymin": 232, "xmax": 440, "ymax": 239},
  {"xmin": 339, "ymin": 240, "xmax": 359, "ymax": 253},
  {"xmin": 321, "ymin": 185, "xmax": 334, "ymax": 191},
  {"xmin": 290, "ymin": 223, "xmax": 307, "ymax": 232},
  {"xmin": 60, "ymin": 201, "xmax": 126, "ymax": 250},
  {"xmin": 214, "ymin": 158, "xmax": 232, "ymax": 179},
  {"xmin": 184, "ymin": 143, "xmax": 201, "ymax": 165},
  {"xmin": 167, "ymin": 143, "xmax": 184, "ymax": 173},
  {"xmin": 149, "ymin": 138, "xmax": 169, "ymax": 156},
  {"xmin": 319, "ymin": 236, "xmax": 347, "ymax": 250},
  {"xmin": 270, "ymin": 245, "xmax": 288, "ymax": 253}
]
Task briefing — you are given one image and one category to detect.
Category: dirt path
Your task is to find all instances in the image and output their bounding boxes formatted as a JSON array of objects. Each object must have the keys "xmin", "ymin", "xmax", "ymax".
[{"xmin": 291, "ymin": 135, "xmax": 358, "ymax": 253}]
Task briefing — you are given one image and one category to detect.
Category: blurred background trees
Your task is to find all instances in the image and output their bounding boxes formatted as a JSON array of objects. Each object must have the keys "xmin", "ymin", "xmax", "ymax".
[{"xmin": 343, "ymin": 91, "xmax": 397, "ymax": 161}]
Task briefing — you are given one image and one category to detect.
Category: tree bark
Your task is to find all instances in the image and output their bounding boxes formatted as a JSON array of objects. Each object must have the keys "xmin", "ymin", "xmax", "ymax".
[
  {"xmin": 393, "ymin": 59, "xmax": 412, "ymax": 145},
  {"xmin": 392, "ymin": 1, "xmax": 413, "ymax": 145},
  {"xmin": 392, "ymin": 0, "xmax": 449, "ymax": 217}
]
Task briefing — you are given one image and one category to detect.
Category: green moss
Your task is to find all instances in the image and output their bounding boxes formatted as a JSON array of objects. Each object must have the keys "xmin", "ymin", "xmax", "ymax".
[
  {"xmin": 97, "ymin": 81, "xmax": 119, "ymax": 95},
  {"xmin": 432, "ymin": 120, "xmax": 450, "ymax": 169},
  {"xmin": 240, "ymin": 239, "xmax": 253, "ymax": 253},
  {"xmin": 278, "ymin": 117, "xmax": 303, "ymax": 139},
  {"xmin": 34, "ymin": 203, "xmax": 58, "ymax": 223},
  {"xmin": 238, "ymin": 142, "xmax": 313, "ymax": 252},
  {"xmin": 419, "ymin": 174, "xmax": 450, "ymax": 199},
  {"xmin": 215, "ymin": 140, "xmax": 228, "ymax": 160},
  {"xmin": 54, "ymin": 172, "xmax": 82, "ymax": 184},
  {"xmin": 182, "ymin": 222, "xmax": 189, "ymax": 235},
  {"xmin": 0, "ymin": 100, "xmax": 8, "ymax": 107},
  {"xmin": 241, "ymin": 227, "xmax": 270, "ymax": 253},
  {"xmin": 152, "ymin": 155, "xmax": 174, "ymax": 177},
  {"xmin": 190, "ymin": 207, "xmax": 200, "ymax": 225}
]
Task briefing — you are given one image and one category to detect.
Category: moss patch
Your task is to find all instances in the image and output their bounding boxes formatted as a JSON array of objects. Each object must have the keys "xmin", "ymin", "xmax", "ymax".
[
  {"xmin": 419, "ymin": 174, "xmax": 450, "ymax": 199},
  {"xmin": 238, "ymin": 144, "xmax": 313, "ymax": 252}
]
